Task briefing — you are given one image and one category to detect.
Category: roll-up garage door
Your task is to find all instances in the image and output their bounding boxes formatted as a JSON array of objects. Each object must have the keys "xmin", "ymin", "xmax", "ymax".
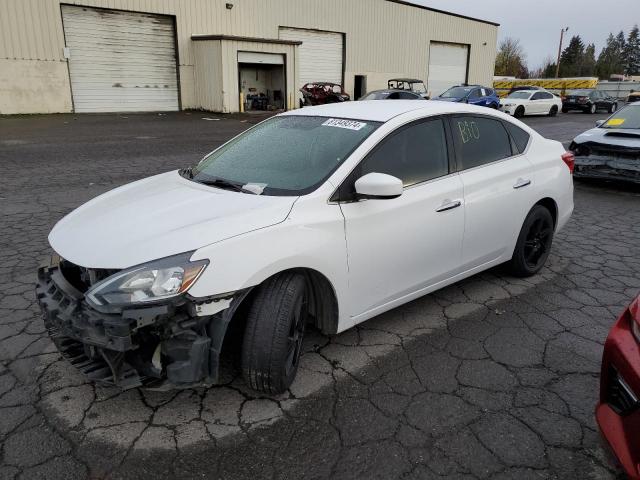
[
  {"xmin": 279, "ymin": 27, "xmax": 343, "ymax": 86},
  {"xmin": 61, "ymin": 5, "xmax": 179, "ymax": 112},
  {"xmin": 428, "ymin": 42, "xmax": 469, "ymax": 98}
]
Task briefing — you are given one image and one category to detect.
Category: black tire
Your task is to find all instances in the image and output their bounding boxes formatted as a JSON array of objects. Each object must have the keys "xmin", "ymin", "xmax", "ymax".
[
  {"xmin": 514, "ymin": 106, "xmax": 525, "ymax": 118},
  {"xmin": 508, "ymin": 205, "xmax": 555, "ymax": 277},
  {"xmin": 609, "ymin": 102, "xmax": 617, "ymax": 113},
  {"xmin": 561, "ymin": 107, "xmax": 568, "ymax": 113},
  {"xmin": 241, "ymin": 272, "xmax": 308, "ymax": 394},
  {"xmin": 548, "ymin": 105, "xmax": 558, "ymax": 117},
  {"xmin": 586, "ymin": 103, "xmax": 596, "ymax": 114}
]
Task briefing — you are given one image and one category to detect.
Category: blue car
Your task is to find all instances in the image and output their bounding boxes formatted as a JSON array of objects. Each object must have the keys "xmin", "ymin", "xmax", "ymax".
[{"xmin": 432, "ymin": 85, "xmax": 500, "ymax": 109}]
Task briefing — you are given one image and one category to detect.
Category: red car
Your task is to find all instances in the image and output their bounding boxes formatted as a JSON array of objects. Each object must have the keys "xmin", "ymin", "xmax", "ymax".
[
  {"xmin": 597, "ymin": 293, "xmax": 640, "ymax": 479},
  {"xmin": 299, "ymin": 82, "xmax": 350, "ymax": 107}
]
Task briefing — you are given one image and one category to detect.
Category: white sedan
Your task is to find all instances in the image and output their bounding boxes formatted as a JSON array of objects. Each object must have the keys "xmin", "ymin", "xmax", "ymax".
[
  {"xmin": 500, "ymin": 90, "xmax": 563, "ymax": 118},
  {"xmin": 37, "ymin": 101, "xmax": 574, "ymax": 394}
]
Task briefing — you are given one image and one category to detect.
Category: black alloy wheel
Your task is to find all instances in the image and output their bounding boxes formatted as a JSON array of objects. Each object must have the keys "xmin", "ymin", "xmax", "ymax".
[{"xmin": 508, "ymin": 205, "xmax": 555, "ymax": 277}]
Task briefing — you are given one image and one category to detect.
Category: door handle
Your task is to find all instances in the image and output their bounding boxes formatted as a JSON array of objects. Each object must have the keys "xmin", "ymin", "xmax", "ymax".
[
  {"xmin": 513, "ymin": 179, "xmax": 531, "ymax": 189},
  {"xmin": 435, "ymin": 200, "xmax": 462, "ymax": 212}
]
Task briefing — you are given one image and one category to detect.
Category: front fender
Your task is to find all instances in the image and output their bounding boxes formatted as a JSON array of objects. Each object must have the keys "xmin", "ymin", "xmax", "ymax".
[{"xmin": 187, "ymin": 201, "xmax": 349, "ymax": 326}]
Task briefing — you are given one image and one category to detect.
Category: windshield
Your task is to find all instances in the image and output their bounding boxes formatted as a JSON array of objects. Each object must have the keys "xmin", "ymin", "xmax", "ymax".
[
  {"xmin": 361, "ymin": 91, "xmax": 391, "ymax": 100},
  {"xmin": 411, "ymin": 83, "xmax": 427, "ymax": 94},
  {"xmin": 439, "ymin": 86, "xmax": 472, "ymax": 98},
  {"xmin": 191, "ymin": 115, "xmax": 381, "ymax": 196},
  {"xmin": 601, "ymin": 105, "xmax": 640, "ymax": 129},
  {"xmin": 507, "ymin": 91, "xmax": 533, "ymax": 99}
]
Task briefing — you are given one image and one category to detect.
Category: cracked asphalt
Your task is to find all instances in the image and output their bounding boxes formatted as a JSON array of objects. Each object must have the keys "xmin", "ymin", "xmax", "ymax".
[{"xmin": 1, "ymin": 110, "xmax": 639, "ymax": 479}]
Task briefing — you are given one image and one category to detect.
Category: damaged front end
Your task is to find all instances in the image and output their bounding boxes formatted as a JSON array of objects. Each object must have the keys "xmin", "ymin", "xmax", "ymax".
[
  {"xmin": 570, "ymin": 139, "xmax": 640, "ymax": 184},
  {"xmin": 36, "ymin": 254, "xmax": 246, "ymax": 390}
]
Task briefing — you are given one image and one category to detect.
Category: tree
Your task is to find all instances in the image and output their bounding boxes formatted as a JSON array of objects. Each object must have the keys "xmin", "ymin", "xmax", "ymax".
[
  {"xmin": 559, "ymin": 35, "xmax": 585, "ymax": 77},
  {"xmin": 624, "ymin": 25, "xmax": 640, "ymax": 75},
  {"xmin": 596, "ymin": 32, "xmax": 626, "ymax": 79},
  {"xmin": 495, "ymin": 37, "xmax": 528, "ymax": 78},
  {"xmin": 531, "ymin": 56, "xmax": 556, "ymax": 78},
  {"xmin": 582, "ymin": 44, "xmax": 597, "ymax": 77}
]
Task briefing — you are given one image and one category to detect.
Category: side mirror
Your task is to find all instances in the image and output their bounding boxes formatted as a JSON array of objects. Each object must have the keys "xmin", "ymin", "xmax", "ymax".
[
  {"xmin": 595, "ymin": 120, "xmax": 605, "ymax": 127},
  {"xmin": 354, "ymin": 172, "xmax": 403, "ymax": 199}
]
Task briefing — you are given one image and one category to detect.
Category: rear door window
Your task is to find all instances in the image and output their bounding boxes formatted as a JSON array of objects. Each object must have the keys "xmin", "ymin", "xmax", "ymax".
[{"xmin": 451, "ymin": 116, "xmax": 513, "ymax": 170}]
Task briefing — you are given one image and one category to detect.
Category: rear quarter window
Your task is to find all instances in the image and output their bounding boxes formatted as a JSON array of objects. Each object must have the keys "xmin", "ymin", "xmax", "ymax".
[{"xmin": 503, "ymin": 122, "xmax": 531, "ymax": 153}]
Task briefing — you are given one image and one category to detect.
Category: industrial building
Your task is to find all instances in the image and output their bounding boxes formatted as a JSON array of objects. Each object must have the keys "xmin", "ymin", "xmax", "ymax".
[{"xmin": 0, "ymin": 0, "xmax": 498, "ymax": 114}]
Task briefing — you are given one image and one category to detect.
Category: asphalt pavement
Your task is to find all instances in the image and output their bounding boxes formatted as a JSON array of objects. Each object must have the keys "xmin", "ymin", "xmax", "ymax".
[{"xmin": 0, "ymin": 108, "xmax": 638, "ymax": 479}]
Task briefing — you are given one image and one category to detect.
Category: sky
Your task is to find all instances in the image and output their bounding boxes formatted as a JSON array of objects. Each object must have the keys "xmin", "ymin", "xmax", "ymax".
[{"xmin": 410, "ymin": 0, "xmax": 639, "ymax": 71}]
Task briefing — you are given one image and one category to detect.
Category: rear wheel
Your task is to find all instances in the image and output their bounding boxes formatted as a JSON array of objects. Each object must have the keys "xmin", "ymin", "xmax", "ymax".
[
  {"xmin": 514, "ymin": 106, "xmax": 525, "ymax": 118},
  {"xmin": 562, "ymin": 106, "xmax": 569, "ymax": 113},
  {"xmin": 609, "ymin": 102, "xmax": 617, "ymax": 113},
  {"xmin": 548, "ymin": 105, "xmax": 558, "ymax": 117},
  {"xmin": 241, "ymin": 272, "xmax": 308, "ymax": 394},
  {"xmin": 508, "ymin": 205, "xmax": 555, "ymax": 277}
]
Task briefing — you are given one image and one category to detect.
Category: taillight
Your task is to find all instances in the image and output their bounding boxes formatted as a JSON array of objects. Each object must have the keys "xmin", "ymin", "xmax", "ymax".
[
  {"xmin": 578, "ymin": 96, "xmax": 588, "ymax": 103},
  {"xmin": 561, "ymin": 151, "xmax": 575, "ymax": 173}
]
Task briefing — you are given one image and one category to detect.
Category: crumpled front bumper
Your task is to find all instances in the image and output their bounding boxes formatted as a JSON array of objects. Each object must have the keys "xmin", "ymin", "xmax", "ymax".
[
  {"xmin": 36, "ymin": 255, "xmax": 243, "ymax": 390},
  {"xmin": 574, "ymin": 156, "xmax": 640, "ymax": 184}
]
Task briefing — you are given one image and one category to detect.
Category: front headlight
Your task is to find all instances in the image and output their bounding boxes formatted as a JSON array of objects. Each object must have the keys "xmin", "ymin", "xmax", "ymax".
[
  {"xmin": 86, "ymin": 252, "xmax": 208, "ymax": 308},
  {"xmin": 504, "ymin": 103, "xmax": 515, "ymax": 107}
]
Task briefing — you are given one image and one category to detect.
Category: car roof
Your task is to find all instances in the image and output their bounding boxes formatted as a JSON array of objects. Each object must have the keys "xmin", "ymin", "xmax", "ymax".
[
  {"xmin": 389, "ymin": 78, "xmax": 423, "ymax": 83},
  {"xmin": 365, "ymin": 89, "xmax": 419, "ymax": 94},
  {"xmin": 280, "ymin": 100, "xmax": 501, "ymax": 122}
]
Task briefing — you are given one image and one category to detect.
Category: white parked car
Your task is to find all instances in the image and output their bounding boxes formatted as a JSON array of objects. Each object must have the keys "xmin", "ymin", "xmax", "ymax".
[
  {"xmin": 37, "ymin": 101, "xmax": 574, "ymax": 394},
  {"xmin": 500, "ymin": 90, "xmax": 563, "ymax": 118}
]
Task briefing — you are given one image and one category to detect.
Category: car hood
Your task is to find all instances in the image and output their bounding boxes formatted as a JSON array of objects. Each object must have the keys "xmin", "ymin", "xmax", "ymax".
[
  {"xmin": 573, "ymin": 127, "xmax": 640, "ymax": 148},
  {"xmin": 49, "ymin": 171, "xmax": 298, "ymax": 269}
]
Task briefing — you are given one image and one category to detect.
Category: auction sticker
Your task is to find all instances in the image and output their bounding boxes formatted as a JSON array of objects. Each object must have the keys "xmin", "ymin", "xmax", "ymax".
[
  {"xmin": 605, "ymin": 118, "xmax": 625, "ymax": 127},
  {"xmin": 322, "ymin": 118, "xmax": 367, "ymax": 130}
]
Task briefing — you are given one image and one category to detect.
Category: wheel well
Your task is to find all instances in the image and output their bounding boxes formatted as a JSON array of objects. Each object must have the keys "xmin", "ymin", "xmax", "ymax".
[
  {"xmin": 534, "ymin": 197, "xmax": 558, "ymax": 228},
  {"xmin": 224, "ymin": 268, "xmax": 339, "ymax": 344}
]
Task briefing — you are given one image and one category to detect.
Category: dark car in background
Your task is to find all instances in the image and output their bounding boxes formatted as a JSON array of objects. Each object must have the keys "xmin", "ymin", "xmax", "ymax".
[
  {"xmin": 562, "ymin": 89, "xmax": 618, "ymax": 114},
  {"xmin": 569, "ymin": 103, "xmax": 640, "ymax": 184},
  {"xmin": 432, "ymin": 85, "xmax": 500, "ymax": 109},
  {"xmin": 359, "ymin": 89, "xmax": 425, "ymax": 101},
  {"xmin": 596, "ymin": 292, "xmax": 640, "ymax": 480},
  {"xmin": 299, "ymin": 82, "xmax": 350, "ymax": 107},
  {"xmin": 386, "ymin": 78, "xmax": 429, "ymax": 98}
]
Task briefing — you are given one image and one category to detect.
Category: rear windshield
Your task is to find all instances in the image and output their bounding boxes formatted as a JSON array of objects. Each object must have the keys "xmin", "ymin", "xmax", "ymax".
[
  {"xmin": 191, "ymin": 115, "xmax": 381, "ymax": 196},
  {"xmin": 361, "ymin": 91, "xmax": 392, "ymax": 100},
  {"xmin": 567, "ymin": 89, "xmax": 592, "ymax": 96},
  {"xmin": 601, "ymin": 105, "xmax": 640, "ymax": 129}
]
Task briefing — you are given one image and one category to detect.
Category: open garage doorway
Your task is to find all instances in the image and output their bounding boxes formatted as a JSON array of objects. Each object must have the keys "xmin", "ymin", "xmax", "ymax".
[{"xmin": 238, "ymin": 52, "xmax": 286, "ymax": 112}]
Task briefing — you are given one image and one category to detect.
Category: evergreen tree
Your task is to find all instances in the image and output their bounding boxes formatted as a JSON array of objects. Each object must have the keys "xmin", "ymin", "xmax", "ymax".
[
  {"xmin": 596, "ymin": 33, "xmax": 626, "ymax": 79},
  {"xmin": 624, "ymin": 25, "xmax": 640, "ymax": 75},
  {"xmin": 559, "ymin": 35, "xmax": 585, "ymax": 77},
  {"xmin": 582, "ymin": 44, "xmax": 597, "ymax": 76}
]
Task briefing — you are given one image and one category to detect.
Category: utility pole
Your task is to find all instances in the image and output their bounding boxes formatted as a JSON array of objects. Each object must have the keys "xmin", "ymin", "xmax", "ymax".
[{"xmin": 555, "ymin": 27, "xmax": 569, "ymax": 78}]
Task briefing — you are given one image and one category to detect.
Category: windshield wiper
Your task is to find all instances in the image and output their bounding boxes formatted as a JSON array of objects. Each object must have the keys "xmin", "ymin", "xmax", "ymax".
[
  {"xmin": 179, "ymin": 167, "xmax": 193, "ymax": 179},
  {"xmin": 196, "ymin": 176, "xmax": 257, "ymax": 194}
]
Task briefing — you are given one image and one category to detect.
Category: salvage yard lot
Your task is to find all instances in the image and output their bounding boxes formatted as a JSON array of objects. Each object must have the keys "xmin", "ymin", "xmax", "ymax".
[{"xmin": 1, "ymin": 111, "xmax": 639, "ymax": 479}]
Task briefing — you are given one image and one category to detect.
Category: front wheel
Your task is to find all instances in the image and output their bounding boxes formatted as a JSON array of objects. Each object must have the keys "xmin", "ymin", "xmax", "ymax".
[
  {"xmin": 609, "ymin": 102, "xmax": 617, "ymax": 113},
  {"xmin": 514, "ymin": 106, "xmax": 525, "ymax": 118},
  {"xmin": 241, "ymin": 272, "xmax": 308, "ymax": 394},
  {"xmin": 508, "ymin": 205, "xmax": 555, "ymax": 277},
  {"xmin": 586, "ymin": 103, "xmax": 596, "ymax": 114}
]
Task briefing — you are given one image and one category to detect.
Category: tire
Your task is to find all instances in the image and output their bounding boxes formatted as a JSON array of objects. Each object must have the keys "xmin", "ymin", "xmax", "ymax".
[
  {"xmin": 609, "ymin": 102, "xmax": 617, "ymax": 113},
  {"xmin": 548, "ymin": 105, "xmax": 558, "ymax": 117},
  {"xmin": 514, "ymin": 106, "xmax": 525, "ymax": 118},
  {"xmin": 508, "ymin": 205, "xmax": 555, "ymax": 278},
  {"xmin": 561, "ymin": 107, "xmax": 568, "ymax": 113},
  {"xmin": 241, "ymin": 272, "xmax": 308, "ymax": 394},
  {"xmin": 490, "ymin": 103, "xmax": 499, "ymax": 109},
  {"xmin": 586, "ymin": 103, "xmax": 596, "ymax": 114}
]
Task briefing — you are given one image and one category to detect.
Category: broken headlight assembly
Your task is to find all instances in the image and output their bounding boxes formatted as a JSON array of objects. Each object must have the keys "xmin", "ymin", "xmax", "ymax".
[{"xmin": 85, "ymin": 252, "xmax": 208, "ymax": 309}]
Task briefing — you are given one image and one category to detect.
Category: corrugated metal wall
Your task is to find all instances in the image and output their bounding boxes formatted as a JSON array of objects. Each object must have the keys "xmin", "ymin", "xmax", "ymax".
[{"xmin": 0, "ymin": 0, "xmax": 498, "ymax": 113}]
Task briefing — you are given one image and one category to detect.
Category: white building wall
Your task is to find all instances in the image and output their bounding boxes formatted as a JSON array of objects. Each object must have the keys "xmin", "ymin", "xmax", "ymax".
[{"xmin": 0, "ymin": 0, "xmax": 498, "ymax": 114}]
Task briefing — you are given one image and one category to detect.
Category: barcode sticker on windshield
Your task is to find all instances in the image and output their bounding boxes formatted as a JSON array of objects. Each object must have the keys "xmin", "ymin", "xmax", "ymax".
[{"xmin": 322, "ymin": 118, "xmax": 367, "ymax": 131}]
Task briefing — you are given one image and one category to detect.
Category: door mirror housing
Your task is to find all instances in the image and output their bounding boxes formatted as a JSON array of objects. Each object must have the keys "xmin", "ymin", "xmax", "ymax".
[
  {"xmin": 354, "ymin": 172, "xmax": 403, "ymax": 199},
  {"xmin": 595, "ymin": 119, "xmax": 605, "ymax": 127}
]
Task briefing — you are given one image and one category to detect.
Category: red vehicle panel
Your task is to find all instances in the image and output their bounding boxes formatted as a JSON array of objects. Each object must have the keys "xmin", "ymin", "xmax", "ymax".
[{"xmin": 596, "ymin": 294, "xmax": 640, "ymax": 480}]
